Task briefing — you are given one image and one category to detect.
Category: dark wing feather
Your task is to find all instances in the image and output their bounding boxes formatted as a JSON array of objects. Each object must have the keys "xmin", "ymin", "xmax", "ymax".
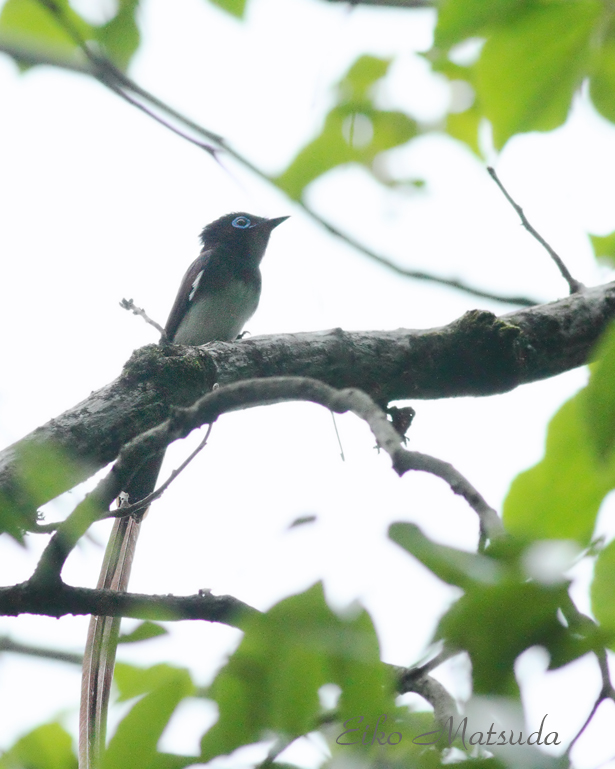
[{"xmin": 164, "ymin": 249, "xmax": 212, "ymax": 342}]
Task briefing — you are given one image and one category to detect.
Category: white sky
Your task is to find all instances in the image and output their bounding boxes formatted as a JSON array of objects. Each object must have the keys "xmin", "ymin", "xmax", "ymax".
[{"xmin": 1, "ymin": 0, "xmax": 615, "ymax": 766}]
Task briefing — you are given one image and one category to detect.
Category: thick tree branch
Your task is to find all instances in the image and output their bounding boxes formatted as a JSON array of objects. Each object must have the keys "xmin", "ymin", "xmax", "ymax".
[{"xmin": 1, "ymin": 284, "xmax": 614, "ymax": 530}]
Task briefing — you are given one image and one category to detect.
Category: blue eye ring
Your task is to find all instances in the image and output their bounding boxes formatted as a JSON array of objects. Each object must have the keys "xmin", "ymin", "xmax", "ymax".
[{"xmin": 232, "ymin": 216, "xmax": 251, "ymax": 229}]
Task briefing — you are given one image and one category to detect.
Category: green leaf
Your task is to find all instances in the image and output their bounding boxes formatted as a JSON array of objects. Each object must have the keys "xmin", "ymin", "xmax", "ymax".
[
  {"xmin": 96, "ymin": 0, "xmax": 140, "ymax": 71},
  {"xmin": 0, "ymin": 722, "xmax": 77, "ymax": 769},
  {"xmin": 589, "ymin": 230, "xmax": 615, "ymax": 266},
  {"xmin": 0, "ymin": 0, "xmax": 140, "ymax": 71},
  {"xmin": 589, "ymin": 25, "xmax": 615, "ymax": 124},
  {"xmin": 445, "ymin": 104, "xmax": 482, "ymax": 157},
  {"xmin": 200, "ymin": 583, "xmax": 395, "ymax": 762},
  {"xmin": 388, "ymin": 522, "xmax": 502, "ymax": 589},
  {"xmin": 275, "ymin": 55, "xmax": 416, "ymax": 200},
  {"xmin": 206, "ymin": 0, "xmax": 247, "ymax": 19},
  {"xmin": 503, "ymin": 394, "xmax": 615, "ymax": 545},
  {"xmin": 0, "ymin": 441, "xmax": 94, "ymax": 540},
  {"xmin": 16, "ymin": 442, "xmax": 90, "ymax": 511},
  {"xmin": 591, "ymin": 538, "xmax": 615, "ymax": 645},
  {"xmin": 0, "ymin": 0, "xmax": 93, "ymax": 60},
  {"xmin": 118, "ymin": 621, "xmax": 169, "ymax": 644},
  {"xmin": 114, "ymin": 662, "xmax": 192, "ymax": 702},
  {"xmin": 476, "ymin": 1, "xmax": 602, "ymax": 148},
  {"xmin": 339, "ymin": 54, "xmax": 391, "ymax": 104},
  {"xmin": 439, "ymin": 581, "xmax": 573, "ymax": 694},
  {"xmin": 580, "ymin": 320, "xmax": 615, "ymax": 462},
  {"xmin": 104, "ymin": 664, "xmax": 194, "ymax": 769},
  {"xmin": 276, "ymin": 106, "xmax": 416, "ymax": 200},
  {"xmin": 0, "ymin": 490, "xmax": 28, "ymax": 542},
  {"xmin": 435, "ymin": 0, "xmax": 526, "ymax": 49},
  {"xmin": 146, "ymin": 754, "xmax": 200, "ymax": 769}
]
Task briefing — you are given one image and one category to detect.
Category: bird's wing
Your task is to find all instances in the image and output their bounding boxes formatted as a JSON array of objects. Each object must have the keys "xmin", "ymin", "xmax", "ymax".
[{"xmin": 164, "ymin": 249, "xmax": 212, "ymax": 342}]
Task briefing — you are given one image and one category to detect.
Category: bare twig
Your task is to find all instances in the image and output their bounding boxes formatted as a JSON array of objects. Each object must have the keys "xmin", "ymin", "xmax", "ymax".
[
  {"xmin": 402, "ymin": 646, "xmax": 459, "ymax": 678},
  {"xmin": 564, "ymin": 652, "xmax": 614, "ymax": 757},
  {"xmin": 109, "ymin": 424, "xmax": 213, "ymax": 518},
  {"xmin": 560, "ymin": 596, "xmax": 615, "ymax": 758},
  {"xmin": 487, "ymin": 166, "xmax": 584, "ymax": 294},
  {"xmin": 103, "ymin": 81, "xmax": 218, "ymax": 157},
  {"xmin": 330, "ymin": 412, "xmax": 345, "ymax": 461},
  {"xmin": 119, "ymin": 298, "xmax": 166, "ymax": 338}
]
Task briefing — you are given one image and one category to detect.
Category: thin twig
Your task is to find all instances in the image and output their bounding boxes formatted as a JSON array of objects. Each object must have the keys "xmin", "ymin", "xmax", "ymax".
[
  {"xmin": 295, "ymin": 199, "xmax": 539, "ymax": 306},
  {"xmin": 404, "ymin": 646, "xmax": 458, "ymax": 678},
  {"xmin": 487, "ymin": 166, "xmax": 584, "ymax": 294},
  {"xmin": 330, "ymin": 412, "xmax": 345, "ymax": 461},
  {"xmin": 565, "ymin": 647, "xmax": 615, "ymax": 757},
  {"xmin": 565, "ymin": 691, "xmax": 604, "ymax": 757},
  {"xmin": 103, "ymin": 80, "xmax": 218, "ymax": 157},
  {"xmin": 560, "ymin": 596, "xmax": 615, "ymax": 758},
  {"xmin": 109, "ymin": 424, "xmax": 213, "ymax": 518},
  {"xmin": 88, "ymin": 53, "xmax": 224, "ymax": 144},
  {"xmin": 119, "ymin": 298, "xmax": 166, "ymax": 338},
  {"xmin": 33, "ymin": 0, "xmax": 222, "ymax": 152},
  {"xmin": 0, "ymin": 635, "xmax": 83, "ymax": 665}
]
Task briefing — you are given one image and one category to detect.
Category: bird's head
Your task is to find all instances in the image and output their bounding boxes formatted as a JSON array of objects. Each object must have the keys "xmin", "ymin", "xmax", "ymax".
[{"xmin": 200, "ymin": 212, "xmax": 288, "ymax": 262}]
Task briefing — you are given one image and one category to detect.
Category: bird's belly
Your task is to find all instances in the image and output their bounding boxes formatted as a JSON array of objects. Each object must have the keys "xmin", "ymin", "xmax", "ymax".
[{"xmin": 173, "ymin": 280, "xmax": 260, "ymax": 345}]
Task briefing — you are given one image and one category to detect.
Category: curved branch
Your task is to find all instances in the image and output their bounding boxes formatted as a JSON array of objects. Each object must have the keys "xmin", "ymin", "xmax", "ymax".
[{"xmin": 30, "ymin": 376, "xmax": 501, "ymax": 584}]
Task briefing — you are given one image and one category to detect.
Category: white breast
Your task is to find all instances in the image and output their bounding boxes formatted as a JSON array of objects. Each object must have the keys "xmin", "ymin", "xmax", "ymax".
[{"xmin": 173, "ymin": 279, "xmax": 260, "ymax": 345}]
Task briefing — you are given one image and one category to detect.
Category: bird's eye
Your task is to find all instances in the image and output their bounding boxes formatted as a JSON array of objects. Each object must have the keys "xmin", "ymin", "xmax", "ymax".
[{"xmin": 232, "ymin": 216, "xmax": 251, "ymax": 229}]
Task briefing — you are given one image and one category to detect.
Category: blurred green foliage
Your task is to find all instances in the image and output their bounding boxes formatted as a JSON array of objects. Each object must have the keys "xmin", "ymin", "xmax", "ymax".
[
  {"xmin": 274, "ymin": 55, "xmax": 418, "ymax": 199},
  {"xmin": 432, "ymin": 0, "xmax": 610, "ymax": 150},
  {"xmin": 0, "ymin": 0, "xmax": 139, "ymax": 70},
  {"xmin": 208, "ymin": 0, "xmax": 247, "ymax": 18},
  {"xmin": 0, "ymin": 722, "xmax": 77, "ymax": 769},
  {"xmin": 200, "ymin": 582, "xmax": 396, "ymax": 762},
  {"xmin": 590, "ymin": 230, "xmax": 615, "ymax": 267}
]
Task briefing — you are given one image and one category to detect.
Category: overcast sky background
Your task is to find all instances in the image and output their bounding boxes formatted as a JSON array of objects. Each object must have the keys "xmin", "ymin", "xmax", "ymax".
[{"xmin": 1, "ymin": 0, "xmax": 615, "ymax": 766}]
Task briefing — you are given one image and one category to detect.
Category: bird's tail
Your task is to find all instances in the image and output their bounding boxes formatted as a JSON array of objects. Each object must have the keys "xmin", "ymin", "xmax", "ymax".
[{"xmin": 78, "ymin": 452, "xmax": 164, "ymax": 769}]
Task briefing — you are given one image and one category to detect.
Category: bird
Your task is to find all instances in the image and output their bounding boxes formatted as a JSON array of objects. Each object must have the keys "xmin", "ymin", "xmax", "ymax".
[
  {"xmin": 79, "ymin": 212, "xmax": 288, "ymax": 769},
  {"xmin": 166, "ymin": 212, "xmax": 289, "ymax": 345}
]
